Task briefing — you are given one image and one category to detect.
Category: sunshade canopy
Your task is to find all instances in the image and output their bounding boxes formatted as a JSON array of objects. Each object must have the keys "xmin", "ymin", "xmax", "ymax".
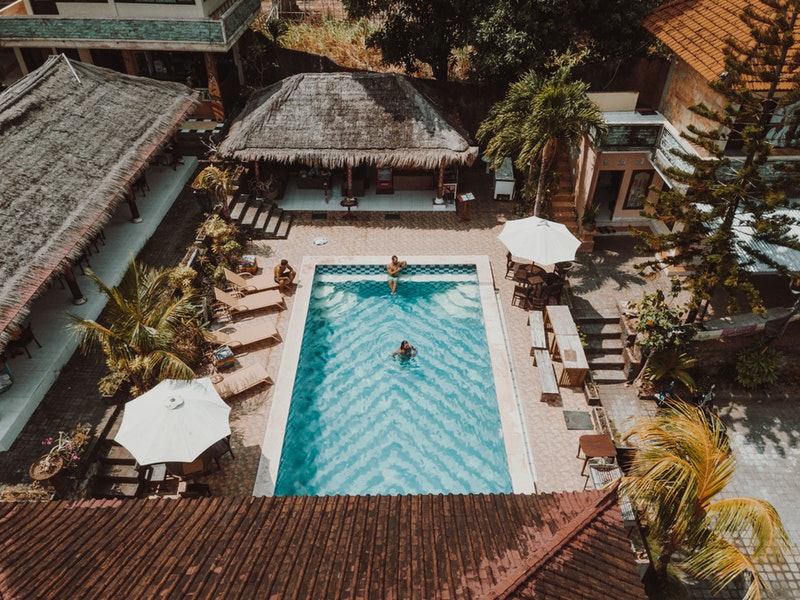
[
  {"xmin": 115, "ymin": 378, "xmax": 231, "ymax": 466},
  {"xmin": 0, "ymin": 55, "xmax": 198, "ymax": 350},
  {"xmin": 498, "ymin": 216, "xmax": 582, "ymax": 265},
  {"xmin": 218, "ymin": 72, "xmax": 479, "ymax": 170}
]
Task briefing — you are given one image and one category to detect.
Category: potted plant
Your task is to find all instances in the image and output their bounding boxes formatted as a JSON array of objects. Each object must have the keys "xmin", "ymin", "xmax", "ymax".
[{"xmin": 581, "ymin": 201, "xmax": 599, "ymax": 232}]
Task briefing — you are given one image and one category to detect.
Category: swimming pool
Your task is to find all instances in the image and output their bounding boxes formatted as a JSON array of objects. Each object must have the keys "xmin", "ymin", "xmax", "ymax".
[{"xmin": 256, "ymin": 256, "xmax": 534, "ymax": 496}]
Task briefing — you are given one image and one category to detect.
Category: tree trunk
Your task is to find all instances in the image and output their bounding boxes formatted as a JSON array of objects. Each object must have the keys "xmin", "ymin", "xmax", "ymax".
[
  {"xmin": 533, "ymin": 154, "xmax": 548, "ymax": 217},
  {"xmin": 431, "ymin": 56, "xmax": 449, "ymax": 81}
]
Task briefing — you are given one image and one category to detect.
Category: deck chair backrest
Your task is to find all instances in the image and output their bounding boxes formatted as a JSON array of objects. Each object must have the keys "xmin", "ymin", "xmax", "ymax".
[
  {"xmin": 224, "ymin": 268, "xmax": 248, "ymax": 289},
  {"xmin": 214, "ymin": 287, "xmax": 239, "ymax": 307}
]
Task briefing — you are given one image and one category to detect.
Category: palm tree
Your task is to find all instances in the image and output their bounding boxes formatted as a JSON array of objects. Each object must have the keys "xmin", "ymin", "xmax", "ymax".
[
  {"xmin": 621, "ymin": 401, "xmax": 790, "ymax": 600},
  {"xmin": 69, "ymin": 260, "xmax": 205, "ymax": 397},
  {"xmin": 478, "ymin": 59, "xmax": 607, "ymax": 217}
]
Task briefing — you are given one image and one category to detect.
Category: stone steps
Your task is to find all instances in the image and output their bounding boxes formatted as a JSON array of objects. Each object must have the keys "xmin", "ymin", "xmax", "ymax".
[
  {"xmin": 225, "ymin": 194, "xmax": 293, "ymax": 240},
  {"xmin": 591, "ymin": 369, "xmax": 630, "ymax": 385}
]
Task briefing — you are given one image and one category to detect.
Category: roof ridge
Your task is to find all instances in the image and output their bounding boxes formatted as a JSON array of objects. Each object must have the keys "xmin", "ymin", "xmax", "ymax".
[{"xmin": 482, "ymin": 487, "xmax": 621, "ymax": 600}]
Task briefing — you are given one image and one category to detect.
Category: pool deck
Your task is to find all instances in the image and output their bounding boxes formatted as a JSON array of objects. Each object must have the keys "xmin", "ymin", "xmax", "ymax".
[{"xmin": 255, "ymin": 256, "xmax": 535, "ymax": 496}]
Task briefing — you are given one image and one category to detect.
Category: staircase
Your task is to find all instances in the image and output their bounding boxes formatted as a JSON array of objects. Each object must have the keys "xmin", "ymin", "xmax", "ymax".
[
  {"xmin": 550, "ymin": 151, "xmax": 580, "ymax": 236},
  {"xmin": 91, "ymin": 441, "xmax": 142, "ymax": 499},
  {"xmin": 228, "ymin": 194, "xmax": 293, "ymax": 240},
  {"xmin": 573, "ymin": 310, "xmax": 629, "ymax": 385}
]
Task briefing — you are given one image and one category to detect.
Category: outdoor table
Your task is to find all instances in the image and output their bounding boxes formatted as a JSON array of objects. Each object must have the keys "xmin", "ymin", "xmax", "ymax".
[
  {"xmin": 553, "ymin": 334, "xmax": 589, "ymax": 386},
  {"xmin": 340, "ymin": 197, "xmax": 358, "ymax": 220},
  {"xmin": 544, "ymin": 305, "xmax": 579, "ymax": 339},
  {"xmin": 577, "ymin": 434, "xmax": 617, "ymax": 475}
]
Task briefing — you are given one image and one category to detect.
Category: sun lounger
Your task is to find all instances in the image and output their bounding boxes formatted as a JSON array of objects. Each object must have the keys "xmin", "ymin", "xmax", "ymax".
[
  {"xmin": 224, "ymin": 268, "xmax": 279, "ymax": 294},
  {"xmin": 214, "ymin": 287, "xmax": 286, "ymax": 315},
  {"xmin": 212, "ymin": 364, "xmax": 273, "ymax": 400},
  {"xmin": 203, "ymin": 320, "xmax": 281, "ymax": 349}
]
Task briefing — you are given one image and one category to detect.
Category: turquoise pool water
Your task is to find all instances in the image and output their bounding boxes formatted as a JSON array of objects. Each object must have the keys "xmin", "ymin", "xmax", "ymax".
[{"xmin": 274, "ymin": 264, "xmax": 513, "ymax": 496}]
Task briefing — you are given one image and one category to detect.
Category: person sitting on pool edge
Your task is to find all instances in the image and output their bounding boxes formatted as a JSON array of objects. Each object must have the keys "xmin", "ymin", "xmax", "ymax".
[
  {"xmin": 392, "ymin": 340, "xmax": 417, "ymax": 360},
  {"xmin": 273, "ymin": 259, "xmax": 296, "ymax": 294},
  {"xmin": 387, "ymin": 255, "xmax": 407, "ymax": 295}
]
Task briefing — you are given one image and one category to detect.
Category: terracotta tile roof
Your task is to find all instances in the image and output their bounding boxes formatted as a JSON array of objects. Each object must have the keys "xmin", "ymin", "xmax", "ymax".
[
  {"xmin": 644, "ymin": 0, "xmax": 799, "ymax": 91},
  {"xmin": 0, "ymin": 491, "xmax": 646, "ymax": 599}
]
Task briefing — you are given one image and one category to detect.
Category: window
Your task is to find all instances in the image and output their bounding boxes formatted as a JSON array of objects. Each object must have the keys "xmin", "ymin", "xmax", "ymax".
[{"xmin": 623, "ymin": 170, "xmax": 653, "ymax": 210}]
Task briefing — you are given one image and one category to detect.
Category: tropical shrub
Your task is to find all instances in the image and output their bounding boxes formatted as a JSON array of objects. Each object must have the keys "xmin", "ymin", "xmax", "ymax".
[
  {"xmin": 630, "ymin": 289, "xmax": 695, "ymax": 355},
  {"xmin": 643, "ymin": 349, "xmax": 697, "ymax": 391},
  {"xmin": 736, "ymin": 342, "xmax": 782, "ymax": 390},
  {"xmin": 195, "ymin": 215, "xmax": 244, "ymax": 286}
]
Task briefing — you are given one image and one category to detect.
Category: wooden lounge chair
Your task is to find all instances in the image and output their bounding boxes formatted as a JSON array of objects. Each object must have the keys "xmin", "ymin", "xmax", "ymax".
[
  {"xmin": 214, "ymin": 287, "xmax": 286, "ymax": 315},
  {"xmin": 212, "ymin": 364, "xmax": 273, "ymax": 400},
  {"xmin": 223, "ymin": 268, "xmax": 279, "ymax": 294},
  {"xmin": 203, "ymin": 319, "xmax": 281, "ymax": 349}
]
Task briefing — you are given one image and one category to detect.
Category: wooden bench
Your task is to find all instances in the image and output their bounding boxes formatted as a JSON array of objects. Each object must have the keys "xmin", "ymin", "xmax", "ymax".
[
  {"xmin": 533, "ymin": 348, "xmax": 561, "ymax": 402},
  {"xmin": 528, "ymin": 311, "xmax": 548, "ymax": 357}
]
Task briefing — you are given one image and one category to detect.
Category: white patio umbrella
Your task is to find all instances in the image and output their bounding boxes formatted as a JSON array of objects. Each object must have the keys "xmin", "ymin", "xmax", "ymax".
[
  {"xmin": 115, "ymin": 378, "xmax": 231, "ymax": 466},
  {"xmin": 498, "ymin": 216, "xmax": 582, "ymax": 265}
]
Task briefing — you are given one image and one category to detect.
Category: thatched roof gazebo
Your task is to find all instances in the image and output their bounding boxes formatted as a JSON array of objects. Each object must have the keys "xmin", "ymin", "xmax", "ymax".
[
  {"xmin": 218, "ymin": 72, "xmax": 478, "ymax": 195},
  {"xmin": 0, "ymin": 55, "xmax": 198, "ymax": 350}
]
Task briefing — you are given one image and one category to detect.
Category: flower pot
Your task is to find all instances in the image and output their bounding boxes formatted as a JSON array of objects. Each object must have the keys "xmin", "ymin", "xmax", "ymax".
[
  {"xmin": 29, "ymin": 454, "xmax": 64, "ymax": 481},
  {"xmin": 584, "ymin": 381, "xmax": 601, "ymax": 406}
]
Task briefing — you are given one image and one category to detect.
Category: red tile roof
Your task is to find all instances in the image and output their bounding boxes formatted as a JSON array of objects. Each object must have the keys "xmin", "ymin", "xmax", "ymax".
[
  {"xmin": 0, "ymin": 491, "xmax": 646, "ymax": 599},
  {"xmin": 644, "ymin": 0, "xmax": 799, "ymax": 91}
]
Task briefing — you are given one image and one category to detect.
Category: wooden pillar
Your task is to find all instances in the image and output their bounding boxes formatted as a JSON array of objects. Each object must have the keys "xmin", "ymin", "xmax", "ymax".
[
  {"xmin": 121, "ymin": 50, "xmax": 139, "ymax": 76},
  {"xmin": 77, "ymin": 48, "xmax": 93, "ymax": 65},
  {"xmin": 437, "ymin": 164, "xmax": 445, "ymax": 199},
  {"xmin": 127, "ymin": 189, "xmax": 142, "ymax": 223},
  {"xmin": 346, "ymin": 165, "xmax": 353, "ymax": 198},
  {"xmin": 62, "ymin": 267, "xmax": 87, "ymax": 305},
  {"xmin": 204, "ymin": 52, "xmax": 225, "ymax": 121},
  {"xmin": 253, "ymin": 161, "xmax": 261, "ymax": 182}
]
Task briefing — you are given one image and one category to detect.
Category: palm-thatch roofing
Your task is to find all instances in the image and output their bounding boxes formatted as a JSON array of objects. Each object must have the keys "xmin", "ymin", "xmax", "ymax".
[
  {"xmin": 218, "ymin": 72, "xmax": 479, "ymax": 170},
  {"xmin": 0, "ymin": 55, "xmax": 198, "ymax": 350}
]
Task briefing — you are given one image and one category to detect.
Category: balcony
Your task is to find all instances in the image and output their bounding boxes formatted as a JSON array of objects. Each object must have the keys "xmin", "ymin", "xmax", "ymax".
[{"xmin": 0, "ymin": 0, "xmax": 258, "ymax": 52}]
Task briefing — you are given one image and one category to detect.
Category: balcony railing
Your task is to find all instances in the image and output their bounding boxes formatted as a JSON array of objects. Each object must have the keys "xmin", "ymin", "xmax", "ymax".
[{"xmin": 0, "ymin": 0, "xmax": 259, "ymax": 51}]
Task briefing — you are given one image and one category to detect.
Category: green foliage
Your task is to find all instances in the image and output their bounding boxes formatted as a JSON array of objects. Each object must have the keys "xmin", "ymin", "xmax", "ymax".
[
  {"xmin": 735, "ymin": 342, "xmax": 782, "ymax": 390},
  {"xmin": 644, "ymin": 349, "xmax": 697, "ymax": 391},
  {"xmin": 478, "ymin": 54, "xmax": 607, "ymax": 217},
  {"xmin": 69, "ymin": 261, "xmax": 206, "ymax": 398},
  {"xmin": 343, "ymin": 0, "xmax": 475, "ymax": 80},
  {"xmin": 621, "ymin": 402, "xmax": 791, "ymax": 598},
  {"xmin": 630, "ymin": 289, "xmax": 695, "ymax": 354},
  {"xmin": 196, "ymin": 215, "xmax": 245, "ymax": 286},
  {"xmin": 467, "ymin": 0, "xmax": 661, "ymax": 84},
  {"xmin": 636, "ymin": 0, "xmax": 800, "ymax": 318}
]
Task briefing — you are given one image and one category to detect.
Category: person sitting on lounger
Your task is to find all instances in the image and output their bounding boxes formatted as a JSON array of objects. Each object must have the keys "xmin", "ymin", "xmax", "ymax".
[
  {"xmin": 392, "ymin": 340, "xmax": 417, "ymax": 360},
  {"xmin": 273, "ymin": 259, "xmax": 296, "ymax": 294}
]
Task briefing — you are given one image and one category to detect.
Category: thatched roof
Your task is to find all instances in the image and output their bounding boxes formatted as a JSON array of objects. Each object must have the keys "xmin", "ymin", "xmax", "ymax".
[
  {"xmin": 218, "ymin": 72, "xmax": 479, "ymax": 169},
  {"xmin": 0, "ymin": 55, "xmax": 198, "ymax": 350}
]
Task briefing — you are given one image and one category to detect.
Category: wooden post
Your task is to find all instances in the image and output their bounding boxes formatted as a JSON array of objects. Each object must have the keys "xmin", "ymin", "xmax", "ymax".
[
  {"xmin": 126, "ymin": 189, "xmax": 142, "ymax": 223},
  {"xmin": 62, "ymin": 267, "xmax": 87, "ymax": 305},
  {"xmin": 437, "ymin": 164, "xmax": 445, "ymax": 199},
  {"xmin": 253, "ymin": 161, "xmax": 261, "ymax": 182},
  {"xmin": 346, "ymin": 165, "xmax": 353, "ymax": 198},
  {"xmin": 121, "ymin": 50, "xmax": 139, "ymax": 76}
]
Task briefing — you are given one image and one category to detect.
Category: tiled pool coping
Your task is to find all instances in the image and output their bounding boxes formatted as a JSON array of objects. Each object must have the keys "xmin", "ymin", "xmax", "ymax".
[{"xmin": 254, "ymin": 255, "xmax": 535, "ymax": 495}]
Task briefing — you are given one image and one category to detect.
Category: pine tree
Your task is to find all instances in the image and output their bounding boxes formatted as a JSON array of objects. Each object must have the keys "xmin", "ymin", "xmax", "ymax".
[{"xmin": 638, "ymin": 0, "xmax": 800, "ymax": 321}]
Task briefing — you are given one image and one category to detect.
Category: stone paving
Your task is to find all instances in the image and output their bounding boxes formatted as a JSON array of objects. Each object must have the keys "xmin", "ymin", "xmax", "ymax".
[{"xmin": 1, "ymin": 171, "xmax": 799, "ymax": 598}]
